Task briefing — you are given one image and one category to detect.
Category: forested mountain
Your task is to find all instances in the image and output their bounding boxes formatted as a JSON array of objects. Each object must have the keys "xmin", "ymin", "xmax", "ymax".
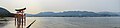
[
  {"xmin": 0, "ymin": 7, "xmax": 14, "ymax": 17},
  {"xmin": 27, "ymin": 11, "xmax": 120, "ymax": 17}
]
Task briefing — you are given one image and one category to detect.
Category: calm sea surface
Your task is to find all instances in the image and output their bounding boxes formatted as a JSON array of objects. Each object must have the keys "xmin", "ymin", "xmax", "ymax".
[{"xmin": 0, "ymin": 17, "xmax": 120, "ymax": 28}]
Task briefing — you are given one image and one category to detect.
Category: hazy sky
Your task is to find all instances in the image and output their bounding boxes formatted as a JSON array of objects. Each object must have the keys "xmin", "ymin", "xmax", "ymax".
[{"xmin": 0, "ymin": 0, "xmax": 120, "ymax": 14}]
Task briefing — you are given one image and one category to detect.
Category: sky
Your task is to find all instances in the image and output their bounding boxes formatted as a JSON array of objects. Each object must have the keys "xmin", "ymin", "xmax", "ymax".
[{"xmin": 0, "ymin": 0, "xmax": 120, "ymax": 14}]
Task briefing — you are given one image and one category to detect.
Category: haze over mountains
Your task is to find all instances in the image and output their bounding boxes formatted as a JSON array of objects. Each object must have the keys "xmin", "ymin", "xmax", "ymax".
[
  {"xmin": 0, "ymin": 7, "xmax": 120, "ymax": 17},
  {"xmin": 27, "ymin": 11, "xmax": 120, "ymax": 17}
]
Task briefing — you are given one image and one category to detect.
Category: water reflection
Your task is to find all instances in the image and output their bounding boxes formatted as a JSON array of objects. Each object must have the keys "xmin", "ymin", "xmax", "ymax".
[
  {"xmin": 1, "ymin": 17, "xmax": 120, "ymax": 28},
  {"xmin": 0, "ymin": 21, "xmax": 8, "ymax": 28},
  {"xmin": 28, "ymin": 17, "xmax": 120, "ymax": 28},
  {"xmin": 0, "ymin": 17, "xmax": 13, "ymax": 28}
]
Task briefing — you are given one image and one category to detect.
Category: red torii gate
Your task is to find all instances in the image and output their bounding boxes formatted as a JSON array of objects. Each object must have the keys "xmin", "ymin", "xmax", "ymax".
[{"xmin": 15, "ymin": 8, "xmax": 26, "ymax": 28}]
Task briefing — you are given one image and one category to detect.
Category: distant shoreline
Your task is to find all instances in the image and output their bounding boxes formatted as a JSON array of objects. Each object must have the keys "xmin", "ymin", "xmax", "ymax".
[
  {"xmin": 1, "ymin": 16, "xmax": 120, "ymax": 17},
  {"xmin": 26, "ymin": 16, "xmax": 120, "ymax": 17},
  {"xmin": 0, "ymin": 16, "xmax": 120, "ymax": 18}
]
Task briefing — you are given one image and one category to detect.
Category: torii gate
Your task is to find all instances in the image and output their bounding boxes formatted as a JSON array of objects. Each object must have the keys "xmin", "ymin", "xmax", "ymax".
[
  {"xmin": 14, "ymin": 8, "xmax": 36, "ymax": 28},
  {"xmin": 15, "ymin": 8, "xmax": 26, "ymax": 28}
]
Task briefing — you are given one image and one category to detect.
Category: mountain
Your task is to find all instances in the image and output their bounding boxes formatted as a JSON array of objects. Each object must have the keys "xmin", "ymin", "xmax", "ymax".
[
  {"xmin": 114, "ymin": 12, "xmax": 120, "ymax": 16},
  {"xmin": 27, "ymin": 11, "xmax": 120, "ymax": 17},
  {"xmin": 0, "ymin": 7, "xmax": 14, "ymax": 17},
  {"xmin": 97, "ymin": 12, "xmax": 119, "ymax": 16},
  {"xmin": 26, "ymin": 14, "xmax": 34, "ymax": 17}
]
